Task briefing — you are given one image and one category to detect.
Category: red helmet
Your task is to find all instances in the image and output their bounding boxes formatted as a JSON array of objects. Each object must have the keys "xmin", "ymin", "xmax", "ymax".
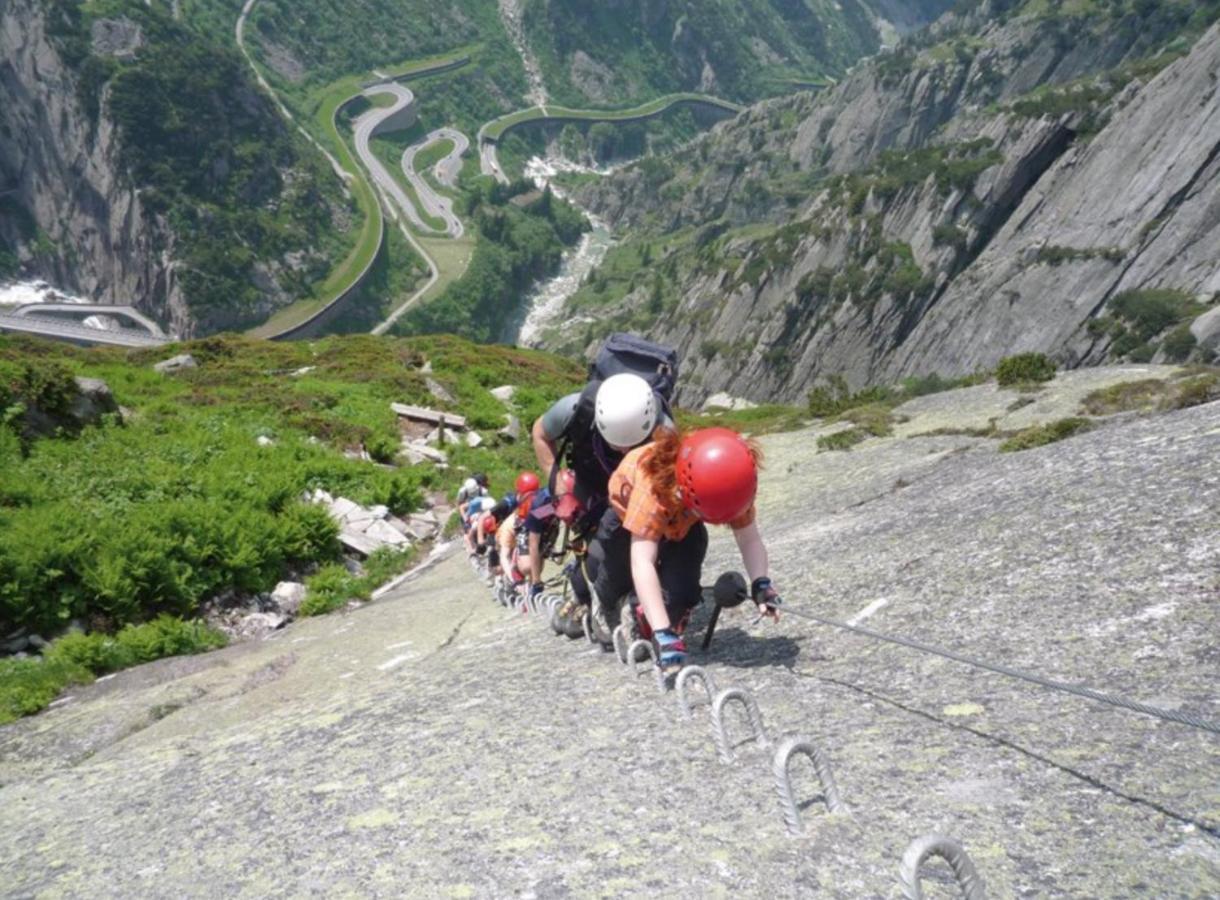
[
  {"xmin": 480, "ymin": 513, "xmax": 497, "ymax": 533},
  {"xmin": 515, "ymin": 471, "xmax": 541, "ymax": 495},
  {"xmin": 677, "ymin": 428, "xmax": 758, "ymax": 524},
  {"xmin": 556, "ymin": 468, "xmax": 576, "ymax": 494}
]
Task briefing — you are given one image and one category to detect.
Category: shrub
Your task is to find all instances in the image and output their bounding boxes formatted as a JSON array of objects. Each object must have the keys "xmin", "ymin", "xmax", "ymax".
[
  {"xmin": 0, "ymin": 616, "xmax": 227, "ymax": 724},
  {"xmin": 837, "ymin": 403, "xmax": 894, "ymax": 437},
  {"xmin": 299, "ymin": 547, "xmax": 415, "ymax": 618},
  {"xmin": 1080, "ymin": 379, "xmax": 1168, "ymax": 415},
  {"xmin": 817, "ymin": 428, "xmax": 867, "ymax": 452},
  {"xmin": 999, "ymin": 417, "xmax": 1092, "ymax": 452},
  {"xmin": 995, "ymin": 353, "xmax": 1056, "ymax": 387}
]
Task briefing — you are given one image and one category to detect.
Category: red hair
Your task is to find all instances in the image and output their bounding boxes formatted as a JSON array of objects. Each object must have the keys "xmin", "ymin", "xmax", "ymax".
[{"xmin": 641, "ymin": 426, "xmax": 763, "ymax": 513}]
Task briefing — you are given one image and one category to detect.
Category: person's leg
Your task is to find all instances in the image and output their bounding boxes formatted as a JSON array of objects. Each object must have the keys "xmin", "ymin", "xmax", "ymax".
[
  {"xmin": 585, "ymin": 507, "xmax": 633, "ymax": 631},
  {"xmin": 657, "ymin": 522, "xmax": 709, "ymax": 632}
]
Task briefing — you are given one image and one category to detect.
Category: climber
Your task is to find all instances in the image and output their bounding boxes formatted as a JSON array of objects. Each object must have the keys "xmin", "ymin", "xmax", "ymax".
[
  {"xmin": 457, "ymin": 472, "xmax": 490, "ymax": 556},
  {"xmin": 587, "ymin": 426, "xmax": 781, "ymax": 674},
  {"xmin": 534, "ymin": 372, "xmax": 670, "ymax": 619}
]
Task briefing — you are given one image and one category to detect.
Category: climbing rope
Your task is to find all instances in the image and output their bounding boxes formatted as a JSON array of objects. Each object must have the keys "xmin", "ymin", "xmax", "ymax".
[{"xmin": 780, "ymin": 605, "xmax": 1220, "ymax": 736}]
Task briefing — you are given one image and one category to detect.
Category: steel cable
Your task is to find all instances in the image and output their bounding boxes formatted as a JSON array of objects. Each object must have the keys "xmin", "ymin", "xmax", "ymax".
[{"xmin": 780, "ymin": 605, "xmax": 1220, "ymax": 736}]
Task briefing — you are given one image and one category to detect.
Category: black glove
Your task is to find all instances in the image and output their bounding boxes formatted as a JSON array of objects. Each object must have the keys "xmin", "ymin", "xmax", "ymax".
[
  {"xmin": 751, "ymin": 577, "xmax": 782, "ymax": 613},
  {"xmin": 530, "ymin": 582, "xmax": 545, "ymax": 598}
]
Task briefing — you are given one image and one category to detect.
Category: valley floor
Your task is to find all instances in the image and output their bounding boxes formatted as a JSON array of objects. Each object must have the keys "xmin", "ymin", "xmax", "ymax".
[{"xmin": 1, "ymin": 372, "xmax": 1217, "ymax": 896}]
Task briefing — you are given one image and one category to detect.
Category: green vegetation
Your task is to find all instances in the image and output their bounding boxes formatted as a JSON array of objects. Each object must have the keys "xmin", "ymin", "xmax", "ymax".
[
  {"xmin": 827, "ymin": 139, "xmax": 1005, "ymax": 213},
  {"xmin": 817, "ymin": 428, "xmax": 868, "ymax": 452},
  {"xmin": 999, "ymin": 417, "xmax": 1093, "ymax": 452},
  {"xmin": 995, "ymin": 352, "xmax": 1057, "ymax": 387},
  {"xmin": 0, "ymin": 332, "xmax": 583, "ymax": 720},
  {"xmin": 1, "ymin": 616, "xmax": 226, "ymax": 725},
  {"xmin": 1080, "ymin": 378, "xmax": 1169, "ymax": 414},
  {"xmin": 396, "ymin": 181, "xmax": 588, "ymax": 341},
  {"xmin": 522, "ymin": 0, "xmax": 885, "ymax": 106},
  {"xmin": 678, "ymin": 403, "xmax": 807, "ymax": 436},
  {"xmin": 46, "ymin": 1, "xmax": 352, "ymax": 330},
  {"xmin": 481, "ymin": 95, "xmax": 743, "ymax": 142},
  {"xmin": 1081, "ymin": 370, "xmax": 1220, "ymax": 414},
  {"xmin": 1088, "ymin": 288, "xmax": 1206, "ymax": 362},
  {"xmin": 1035, "ymin": 245, "xmax": 1125, "ymax": 265},
  {"xmin": 0, "ymin": 334, "xmax": 583, "ymax": 638},
  {"xmin": 300, "ymin": 546, "xmax": 416, "ymax": 617}
]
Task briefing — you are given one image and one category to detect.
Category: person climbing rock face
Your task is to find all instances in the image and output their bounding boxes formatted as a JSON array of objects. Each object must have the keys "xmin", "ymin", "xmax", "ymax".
[
  {"xmin": 535, "ymin": 371, "xmax": 671, "ymax": 596},
  {"xmin": 587, "ymin": 426, "xmax": 781, "ymax": 674},
  {"xmin": 457, "ymin": 472, "xmax": 490, "ymax": 556}
]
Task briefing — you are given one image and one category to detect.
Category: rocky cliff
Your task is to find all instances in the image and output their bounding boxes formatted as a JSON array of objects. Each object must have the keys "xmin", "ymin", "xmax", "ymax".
[
  {"xmin": 523, "ymin": 0, "xmax": 957, "ymax": 106},
  {"xmin": 557, "ymin": 2, "xmax": 1220, "ymax": 404},
  {"xmin": 0, "ymin": 2, "xmax": 188, "ymax": 332},
  {"xmin": 0, "ymin": 0, "xmax": 347, "ymax": 337}
]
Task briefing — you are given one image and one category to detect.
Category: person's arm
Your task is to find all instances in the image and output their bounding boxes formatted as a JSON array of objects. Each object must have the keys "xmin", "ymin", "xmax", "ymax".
[
  {"xmin": 528, "ymin": 531, "xmax": 544, "ymax": 585},
  {"xmin": 733, "ymin": 521, "xmax": 780, "ymax": 621},
  {"xmin": 630, "ymin": 534, "xmax": 671, "ymax": 632},
  {"xmin": 532, "ymin": 416, "xmax": 558, "ymax": 474}
]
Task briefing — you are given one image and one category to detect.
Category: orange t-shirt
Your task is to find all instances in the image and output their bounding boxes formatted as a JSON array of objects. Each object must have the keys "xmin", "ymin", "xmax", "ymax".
[{"xmin": 609, "ymin": 444, "xmax": 755, "ymax": 542}]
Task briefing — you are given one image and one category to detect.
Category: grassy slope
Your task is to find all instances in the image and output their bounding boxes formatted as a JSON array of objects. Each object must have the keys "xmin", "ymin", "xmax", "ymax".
[{"xmin": 481, "ymin": 93, "xmax": 745, "ymax": 141}]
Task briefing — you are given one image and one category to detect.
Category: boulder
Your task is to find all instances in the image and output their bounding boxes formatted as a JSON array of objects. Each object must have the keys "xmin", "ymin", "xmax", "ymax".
[
  {"xmin": 499, "ymin": 414, "xmax": 521, "ymax": 442},
  {"xmin": 270, "ymin": 582, "xmax": 307, "ymax": 617},
  {"xmin": 256, "ymin": 435, "xmax": 275, "ymax": 447},
  {"xmin": 234, "ymin": 612, "xmax": 286, "ymax": 640},
  {"xmin": 465, "ymin": 431, "xmax": 484, "ymax": 448},
  {"xmin": 153, "ymin": 354, "xmax": 196, "ymax": 374},
  {"xmin": 327, "ymin": 497, "xmax": 362, "ymax": 522},
  {"xmin": 426, "ymin": 377, "xmax": 456, "ymax": 404},
  {"xmin": 68, "ymin": 377, "xmax": 121, "ymax": 427},
  {"xmin": 365, "ymin": 520, "xmax": 410, "ymax": 547},
  {"xmin": 490, "ymin": 385, "xmax": 516, "ymax": 403},
  {"xmin": 703, "ymin": 392, "xmax": 758, "ymax": 411},
  {"xmin": 1190, "ymin": 306, "xmax": 1220, "ymax": 356}
]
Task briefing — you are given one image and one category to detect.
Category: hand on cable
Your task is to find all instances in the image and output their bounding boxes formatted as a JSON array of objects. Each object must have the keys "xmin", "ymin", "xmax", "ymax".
[{"xmin": 751, "ymin": 576, "xmax": 782, "ymax": 622}]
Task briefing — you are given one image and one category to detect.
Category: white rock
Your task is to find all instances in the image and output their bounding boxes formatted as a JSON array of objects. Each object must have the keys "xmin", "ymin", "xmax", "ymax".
[
  {"xmin": 256, "ymin": 435, "xmax": 275, "ymax": 447},
  {"xmin": 1190, "ymin": 306, "xmax": 1220, "ymax": 354},
  {"xmin": 410, "ymin": 443, "xmax": 448, "ymax": 464},
  {"xmin": 292, "ymin": 366, "xmax": 316, "ymax": 377},
  {"xmin": 703, "ymin": 392, "xmax": 758, "ymax": 411},
  {"xmin": 499, "ymin": 414, "xmax": 521, "ymax": 442},
  {"xmin": 490, "ymin": 385, "xmax": 516, "ymax": 403},
  {"xmin": 236, "ymin": 612, "xmax": 286, "ymax": 639},
  {"xmin": 311, "ymin": 489, "xmax": 334, "ymax": 505},
  {"xmin": 365, "ymin": 520, "xmax": 410, "ymax": 546},
  {"xmin": 153, "ymin": 353, "xmax": 196, "ymax": 374},
  {"xmin": 328, "ymin": 497, "xmax": 361, "ymax": 521},
  {"xmin": 426, "ymin": 377, "xmax": 456, "ymax": 404},
  {"xmin": 369, "ymin": 505, "xmax": 389, "ymax": 520},
  {"xmin": 465, "ymin": 431, "xmax": 483, "ymax": 448},
  {"xmin": 270, "ymin": 582, "xmax": 307, "ymax": 617}
]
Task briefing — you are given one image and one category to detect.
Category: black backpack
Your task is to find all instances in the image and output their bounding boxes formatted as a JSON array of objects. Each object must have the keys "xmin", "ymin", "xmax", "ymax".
[
  {"xmin": 552, "ymin": 333, "xmax": 680, "ymax": 505},
  {"xmin": 589, "ymin": 333, "xmax": 679, "ymax": 400}
]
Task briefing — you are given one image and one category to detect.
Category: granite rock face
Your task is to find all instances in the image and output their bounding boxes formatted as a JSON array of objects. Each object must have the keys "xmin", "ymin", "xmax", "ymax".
[
  {"xmin": 569, "ymin": 11, "xmax": 1220, "ymax": 405},
  {"xmin": 0, "ymin": 388, "xmax": 1216, "ymax": 894}
]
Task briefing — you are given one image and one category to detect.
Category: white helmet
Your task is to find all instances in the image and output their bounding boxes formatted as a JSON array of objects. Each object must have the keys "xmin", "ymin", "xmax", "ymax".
[{"xmin": 595, "ymin": 373, "xmax": 658, "ymax": 448}]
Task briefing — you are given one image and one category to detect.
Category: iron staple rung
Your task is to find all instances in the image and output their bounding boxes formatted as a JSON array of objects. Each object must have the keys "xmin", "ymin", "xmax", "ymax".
[{"xmin": 781, "ymin": 606, "xmax": 1220, "ymax": 736}]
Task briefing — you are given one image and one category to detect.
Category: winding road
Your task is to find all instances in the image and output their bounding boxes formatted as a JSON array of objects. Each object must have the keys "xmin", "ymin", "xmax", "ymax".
[{"xmin": 236, "ymin": 0, "xmax": 744, "ymax": 337}]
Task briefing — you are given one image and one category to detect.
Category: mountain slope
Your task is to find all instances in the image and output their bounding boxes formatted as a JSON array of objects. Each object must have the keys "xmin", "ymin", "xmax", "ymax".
[
  {"xmin": 550, "ymin": 0, "xmax": 1220, "ymax": 403},
  {"xmin": 0, "ymin": 0, "xmax": 355, "ymax": 336},
  {"xmin": 523, "ymin": 0, "xmax": 957, "ymax": 106}
]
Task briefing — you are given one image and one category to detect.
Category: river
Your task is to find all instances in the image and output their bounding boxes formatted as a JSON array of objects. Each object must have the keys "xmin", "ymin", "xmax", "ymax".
[{"xmin": 508, "ymin": 156, "xmax": 615, "ymax": 347}]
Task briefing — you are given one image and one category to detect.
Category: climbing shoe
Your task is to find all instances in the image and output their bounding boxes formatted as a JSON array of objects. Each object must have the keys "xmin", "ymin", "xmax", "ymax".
[
  {"xmin": 653, "ymin": 629, "xmax": 687, "ymax": 675},
  {"xmin": 588, "ymin": 585, "xmax": 616, "ymax": 649}
]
